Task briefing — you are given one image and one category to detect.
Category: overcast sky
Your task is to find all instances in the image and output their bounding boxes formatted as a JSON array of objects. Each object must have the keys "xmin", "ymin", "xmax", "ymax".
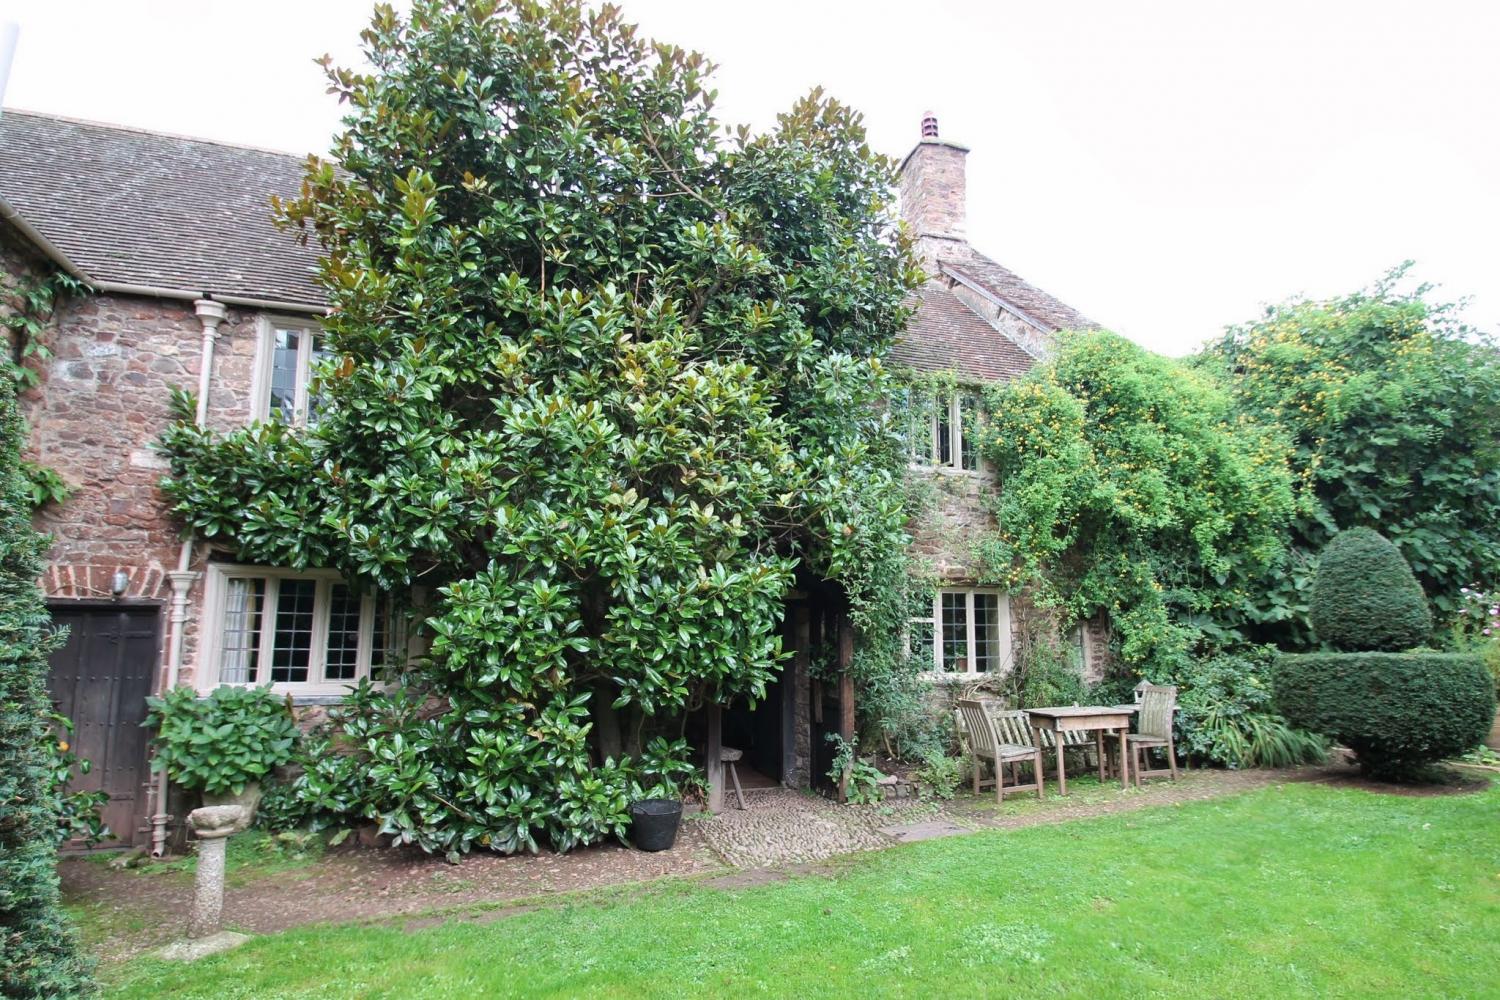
[{"xmin": 2, "ymin": 0, "xmax": 1496, "ymax": 355}]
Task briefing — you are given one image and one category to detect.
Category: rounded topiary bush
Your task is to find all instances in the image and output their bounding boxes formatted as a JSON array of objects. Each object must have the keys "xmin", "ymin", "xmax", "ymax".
[
  {"xmin": 1310, "ymin": 527, "xmax": 1432, "ymax": 651},
  {"xmin": 1275, "ymin": 651, "xmax": 1495, "ymax": 780},
  {"xmin": 1278, "ymin": 527, "xmax": 1496, "ymax": 780}
]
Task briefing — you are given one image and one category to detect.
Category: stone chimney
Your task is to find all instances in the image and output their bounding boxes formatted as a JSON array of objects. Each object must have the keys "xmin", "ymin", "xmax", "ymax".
[{"xmin": 898, "ymin": 112, "xmax": 970, "ymax": 254}]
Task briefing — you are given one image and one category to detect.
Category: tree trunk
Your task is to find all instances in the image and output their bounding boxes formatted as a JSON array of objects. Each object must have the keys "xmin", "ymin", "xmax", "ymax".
[
  {"xmin": 622, "ymin": 704, "xmax": 644, "ymax": 759},
  {"xmin": 590, "ymin": 684, "xmax": 623, "ymax": 763}
]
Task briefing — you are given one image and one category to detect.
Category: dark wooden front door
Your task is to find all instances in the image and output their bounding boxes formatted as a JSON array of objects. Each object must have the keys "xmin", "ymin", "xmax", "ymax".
[{"xmin": 46, "ymin": 604, "xmax": 161, "ymax": 847}]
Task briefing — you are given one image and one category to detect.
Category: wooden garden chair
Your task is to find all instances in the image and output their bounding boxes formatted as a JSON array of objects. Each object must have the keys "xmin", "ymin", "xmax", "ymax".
[
  {"xmin": 1129, "ymin": 684, "xmax": 1179, "ymax": 786},
  {"xmin": 956, "ymin": 700, "xmax": 1044, "ymax": 805}
]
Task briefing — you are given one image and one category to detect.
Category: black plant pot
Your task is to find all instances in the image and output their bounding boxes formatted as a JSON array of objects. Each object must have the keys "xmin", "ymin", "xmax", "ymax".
[{"xmin": 628, "ymin": 797, "xmax": 683, "ymax": 852}]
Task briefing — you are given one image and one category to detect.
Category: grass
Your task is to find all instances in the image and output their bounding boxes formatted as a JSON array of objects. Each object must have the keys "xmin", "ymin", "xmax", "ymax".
[
  {"xmin": 92, "ymin": 829, "xmax": 328, "ymax": 887},
  {"xmin": 98, "ymin": 779, "xmax": 1500, "ymax": 999}
]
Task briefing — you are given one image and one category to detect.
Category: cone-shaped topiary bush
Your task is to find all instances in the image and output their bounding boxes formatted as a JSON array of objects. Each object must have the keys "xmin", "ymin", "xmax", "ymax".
[
  {"xmin": 1310, "ymin": 527, "xmax": 1432, "ymax": 651},
  {"xmin": 1278, "ymin": 528, "xmax": 1495, "ymax": 780}
]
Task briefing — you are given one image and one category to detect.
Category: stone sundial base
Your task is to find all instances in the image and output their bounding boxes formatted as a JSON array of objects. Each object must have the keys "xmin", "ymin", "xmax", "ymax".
[{"xmin": 157, "ymin": 930, "xmax": 252, "ymax": 962}]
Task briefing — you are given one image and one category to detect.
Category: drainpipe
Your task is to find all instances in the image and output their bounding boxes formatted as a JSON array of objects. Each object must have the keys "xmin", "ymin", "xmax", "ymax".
[
  {"xmin": 148, "ymin": 298, "xmax": 224, "ymax": 856},
  {"xmin": 192, "ymin": 299, "xmax": 226, "ymax": 425}
]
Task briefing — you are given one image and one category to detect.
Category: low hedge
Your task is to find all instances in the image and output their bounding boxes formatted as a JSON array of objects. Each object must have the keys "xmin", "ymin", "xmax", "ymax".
[{"xmin": 1276, "ymin": 651, "xmax": 1495, "ymax": 779}]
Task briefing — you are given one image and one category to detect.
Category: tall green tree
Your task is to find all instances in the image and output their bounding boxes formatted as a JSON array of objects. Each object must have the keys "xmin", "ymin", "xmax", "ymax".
[
  {"xmin": 1196, "ymin": 268, "xmax": 1500, "ymax": 645},
  {"xmin": 1, "ymin": 362, "xmax": 91, "ymax": 993},
  {"xmin": 160, "ymin": 0, "xmax": 919, "ymax": 854}
]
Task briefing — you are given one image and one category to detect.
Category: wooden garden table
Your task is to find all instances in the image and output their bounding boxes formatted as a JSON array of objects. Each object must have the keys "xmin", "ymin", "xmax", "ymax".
[{"xmin": 1026, "ymin": 706, "xmax": 1134, "ymax": 795}]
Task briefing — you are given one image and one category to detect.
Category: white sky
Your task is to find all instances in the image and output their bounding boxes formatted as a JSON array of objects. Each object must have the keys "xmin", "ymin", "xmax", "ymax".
[{"xmin": 2, "ymin": 0, "xmax": 1497, "ymax": 355}]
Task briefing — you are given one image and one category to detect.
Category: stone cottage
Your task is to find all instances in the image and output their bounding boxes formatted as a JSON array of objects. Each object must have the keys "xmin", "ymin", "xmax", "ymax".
[{"xmin": 1, "ymin": 108, "xmax": 1103, "ymax": 845}]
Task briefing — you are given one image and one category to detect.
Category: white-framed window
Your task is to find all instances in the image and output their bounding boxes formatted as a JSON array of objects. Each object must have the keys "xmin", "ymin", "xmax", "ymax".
[
  {"xmin": 200, "ymin": 564, "xmax": 401, "ymax": 696},
  {"xmin": 904, "ymin": 391, "xmax": 983, "ymax": 473},
  {"xmin": 908, "ymin": 587, "xmax": 1011, "ymax": 675},
  {"xmin": 252, "ymin": 316, "xmax": 327, "ymax": 426}
]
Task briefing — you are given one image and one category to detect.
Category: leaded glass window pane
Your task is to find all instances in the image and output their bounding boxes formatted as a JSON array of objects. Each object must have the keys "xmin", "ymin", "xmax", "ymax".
[
  {"xmin": 306, "ymin": 333, "xmax": 330, "ymax": 426},
  {"xmin": 1069, "ymin": 626, "xmax": 1087, "ymax": 672},
  {"xmin": 959, "ymin": 395, "xmax": 981, "ymax": 471},
  {"xmin": 269, "ymin": 579, "xmax": 316, "ymax": 683},
  {"xmin": 936, "ymin": 395, "xmax": 954, "ymax": 467},
  {"xmin": 940, "ymin": 591, "xmax": 968, "ymax": 672},
  {"xmin": 268, "ymin": 327, "xmax": 301, "ymax": 424},
  {"xmin": 973, "ymin": 593, "xmax": 1002, "ymax": 673},
  {"xmin": 220, "ymin": 578, "xmax": 265, "ymax": 684},
  {"xmin": 905, "ymin": 390, "xmax": 935, "ymax": 465},
  {"xmin": 324, "ymin": 584, "xmax": 362, "ymax": 681}
]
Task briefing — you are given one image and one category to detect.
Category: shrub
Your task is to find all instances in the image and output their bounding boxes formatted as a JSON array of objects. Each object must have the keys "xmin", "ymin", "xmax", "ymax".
[
  {"xmin": 1311, "ymin": 527, "xmax": 1432, "ymax": 651},
  {"xmin": 914, "ymin": 751, "xmax": 962, "ymax": 800},
  {"xmin": 1281, "ymin": 529, "xmax": 1495, "ymax": 779},
  {"xmin": 44, "ymin": 715, "xmax": 110, "ymax": 847},
  {"xmin": 143, "ymin": 685, "xmax": 299, "ymax": 795},
  {"xmin": 1276, "ymin": 652, "xmax": 1494, "ymax": 780},
  {"xmin": 1176, "ymin": 649, "xmax": 1327, "ymax": 769},
  {"xmin": 0, "ymin": 362, "xmax": 93, "ymax": 996},
  {"xmin": 1450, "ymin": 584, "xmax": 1500, "ymax": 692},
  {"xmin": 825, "ymin": 733, "xmax": 884, "ymax": 804},
  {"xmin": 253, "ymin": 775, "xmax": 316, "ymax": 834},
  {"xmin": 259, "ymin": 683, "xmax": 703, "ymax": 860}
]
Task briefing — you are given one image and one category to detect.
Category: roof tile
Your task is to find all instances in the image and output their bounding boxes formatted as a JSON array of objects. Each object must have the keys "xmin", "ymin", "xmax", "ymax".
[
  {"xmin": 891, "ymin": 281, "xmax": 1037, "ymax": 382},
  {"xmin": 0, "ymin": 109, "xmax": 325, "ymax": 306}
]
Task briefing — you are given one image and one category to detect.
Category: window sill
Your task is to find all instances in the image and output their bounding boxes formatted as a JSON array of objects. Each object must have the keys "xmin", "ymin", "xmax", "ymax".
[
  {"xmin": 196, "ymin": 682, "xmax": 373, "ymax": 702},
  {"xmin": 917, "ymin": 672, "xmax": 996, "ymax": 685},
  {"xmin": 907, "ymin": 464, "xmax": 989, "ymax": 479}
]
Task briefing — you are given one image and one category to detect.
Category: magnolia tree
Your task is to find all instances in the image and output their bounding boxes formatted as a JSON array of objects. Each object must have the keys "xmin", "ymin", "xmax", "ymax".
[{"xmin": 161, "ymin": 0, "xmax": 919, "ymax": 854}]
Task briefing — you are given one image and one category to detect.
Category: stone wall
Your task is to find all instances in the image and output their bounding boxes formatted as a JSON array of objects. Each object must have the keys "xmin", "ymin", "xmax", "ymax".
[
  {"xmin": 1, "ymin": 218, "xmax": 49, "ymax": 309},
  {"xmin": 906, "ymin": 468, "xmax": 991, "ymax": 582},
  {"xmin": 4, "ymin": 223, "xmax": 272, "ymax": 693},
  {"xmin": 905, "ymin": 464, "xmax": 1113, "ymax": 687}
]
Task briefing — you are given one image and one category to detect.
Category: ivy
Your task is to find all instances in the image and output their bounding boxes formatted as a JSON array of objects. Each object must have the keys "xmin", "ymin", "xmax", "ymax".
[
  {"xmin": 2, "ymin": 265, "xmax": 84, "ymax": 509},
  {"xmin": 3, "ymin": 269, "xmax": 88, "ymax": 392}
]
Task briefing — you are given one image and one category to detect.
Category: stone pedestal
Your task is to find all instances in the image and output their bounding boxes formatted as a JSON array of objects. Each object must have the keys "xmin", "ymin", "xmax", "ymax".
[{"xmin": 186, "ymin": 804, "xmax": 246, "ymax": 938}]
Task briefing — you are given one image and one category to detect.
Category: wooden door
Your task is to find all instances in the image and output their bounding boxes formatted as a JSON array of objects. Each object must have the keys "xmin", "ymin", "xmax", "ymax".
[{"xmin": 46, "ymin": 604, "xmax": 161, "ymax": 847}]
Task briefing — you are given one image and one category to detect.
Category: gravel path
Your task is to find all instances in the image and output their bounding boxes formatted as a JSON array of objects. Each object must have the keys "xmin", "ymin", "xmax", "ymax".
[{"xmin": 696, "ymin": 787, "xmax": 941, "ymax": 867}]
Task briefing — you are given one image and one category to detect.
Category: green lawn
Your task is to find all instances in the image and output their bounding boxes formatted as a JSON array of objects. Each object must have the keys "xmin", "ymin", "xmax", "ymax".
[{"xmin": 100, "ymin": 780, "xmax": 1500, "ymax": 999}]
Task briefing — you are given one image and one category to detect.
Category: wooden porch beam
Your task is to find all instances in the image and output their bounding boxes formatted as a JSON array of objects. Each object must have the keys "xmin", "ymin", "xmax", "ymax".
[
  {"xmin": 706, "ymin": 701, "xmax": 724, "ymax": 813},
  {"xmin": 837, "ymin": 609, "xmax": 855, "ymax": 802}
]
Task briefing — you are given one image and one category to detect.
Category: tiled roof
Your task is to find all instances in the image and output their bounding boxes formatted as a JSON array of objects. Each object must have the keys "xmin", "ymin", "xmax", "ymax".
[
  {"xmin": 891, "ymin": 280, "xmax": 1038, "ymax": 382},
  {"xmin": 940, "ymin": 254, "xmax": 1094, "ymax": 333},
  {"xmin": 0, "ymin": 109, "xmax": 1095, "ymax": 373},
  {"xmin": 892, "ymin": 250, "xmax": 1096, "ymax": 384},
  {"xmin": 0, "ymin": 109, "xmax": 325, "ymax": 307}
]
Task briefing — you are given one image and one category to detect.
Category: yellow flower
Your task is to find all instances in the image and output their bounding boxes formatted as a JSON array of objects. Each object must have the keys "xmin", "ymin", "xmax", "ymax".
[{"xmin": 58, "ymin": 741, "xmax": 69, "ymax": 753}]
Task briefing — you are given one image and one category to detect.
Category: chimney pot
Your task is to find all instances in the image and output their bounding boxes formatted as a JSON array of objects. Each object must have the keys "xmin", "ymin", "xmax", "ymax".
[{"xmin": 920, "ymin": 112, "xmax": 939, "ymax": 139}]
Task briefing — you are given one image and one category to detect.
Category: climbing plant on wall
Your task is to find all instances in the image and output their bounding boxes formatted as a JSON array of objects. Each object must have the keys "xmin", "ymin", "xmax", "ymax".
[
  {"xmin": 159, "ymin": 0, "xmax": 922, "ymax": 853},
  {"xmin": 1, "ymin": 263, "xmax": 84, "ymax": 507},
  {"xmin": 976, "ymin": 329, "xmax": 1296, "ymax": 678}
]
